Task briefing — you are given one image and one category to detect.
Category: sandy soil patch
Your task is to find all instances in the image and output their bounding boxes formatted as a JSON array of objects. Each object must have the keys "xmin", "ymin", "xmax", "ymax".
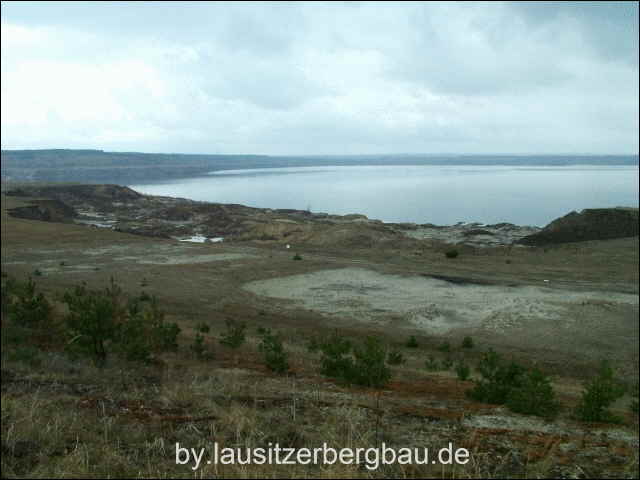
[
  {"xmin": 243, "ymin": 268, "xmax": 638, "ymax": 335},
  {"xmin": 127, "ymin": 253, "xmax": 253, "ymax": 265},
  {"xmin": 462, "ymin": 412, "xmax": 639, "ymax": 445},
  {"xmin": 80, "ymin": 244, "xmax": 254, "ymax": 264}
]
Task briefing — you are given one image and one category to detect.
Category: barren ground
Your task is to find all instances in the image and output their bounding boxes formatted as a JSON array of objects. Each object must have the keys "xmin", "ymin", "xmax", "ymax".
[{"xmin": 1, "ymin": 191, "xmax": 639, "ymax": 478}]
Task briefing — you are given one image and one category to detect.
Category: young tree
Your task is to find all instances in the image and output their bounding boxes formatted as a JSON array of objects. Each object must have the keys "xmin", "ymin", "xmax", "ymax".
[
  {"xmin": 507, "ymin": 368, "xmax": 560, "ymax": 418},
  {"xmin": 467, "ymin": 349, "xmax": 525, "ymax": 404},
  {"xmin": 220, "ymin": 318, "xmax": 246, "ymax": 350},
  {"xmin": 258, "ymin": 327, "xmax": 289, "ymax": 374},
  {"xmin": 351, "ymin": 336, "xmax": 391, "ymax": 388},
  {"xmin": 63, "ymin": 282, "xmax": 120, "ymax": 367},
  {"xmin": 575, "ymin": 360, "xmax": 626, "ymax": 423}
]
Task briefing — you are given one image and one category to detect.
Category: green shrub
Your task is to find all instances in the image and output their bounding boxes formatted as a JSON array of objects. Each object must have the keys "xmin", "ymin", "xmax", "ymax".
[
  {"xmin": 190, "ymin": 333, "xmax": 212, "ymax": 360},
  {"xmin": 575, "ymin": 360, "xmax": 626, "ymax": 423},
  {"xmin": 148, "ymin": 302, "xmax": 180, "ymax": 353},
  {"xmin": 2, "ymin": 323, "xmax": 31, "ymax": 347},
  {"xmin": 437, "ymin": 341, "xmax": 451, "ymax": 353},
  {"xmin": 445, "ymin": 249, "xmax": 459, "ymax": 259},
  {"xmin": 507, "ymin": 368, "xmax": 560, "ymax": 418},
  {"xmin": 6, "ymin": 277, "xmax": 51, "ymax": 327},
  {"xmin": 442, "ymin": 356, "xmax": 454, "ymax": 370},
  {"xmin": 350, "ymin": 336, "xmax": 391, "ymax": 388},
  {"xmin": 120, "ymin": 294, "xmax": 180, "ymax": 360},
  {"xmin": 134, "ymin": 295, "xmax": 180, "ymax": 353},
  {"xmin": 116, "ymin": 314, "xmax": 152, "ymax": 362},
  {"xmin": 630, "ymin": 382, "xmax": 639, "ymax": 415},
  {"xmin": 6, "ymin": 345, "xmax": 42, "ymax": 367},
  {"xmin": 258, "ymin": 328, "xmax": 289, "ymax": 374},
  {"xmin": 293, "ymin": 254, "xmax": 302, "ymax": 261},
  {"xmin": 1, "ymin": 276, "xmax": 15, "ymax": 315},
  {"xmin": 63, "ymin": 279, "xmax": 179, "ymax": 366},
  {"xmin": 318, "ymin": 331, "xmax": 353, "ymax": 379},
  {"xmin": 138, "ymin": 291, "xmax": 152, "ymax": 302},
  {"xmin": 467, "ymin": 349, "xmax": 525, "ymax": 404},
  {"xmin": 317, "ymin": 333, "xmax": 391, "ymax": 388},
  {"xmin": 387, "ymin": 350, "xmax": 406, "ymax": 366},
  {"xmin": 455, "ymin": 362, "xmax": 470, "ymax": 381},
  {"xmin": 406, "ymin": 335, "xmax": 419, "ymax": 348},
  {"xmin": 63, "ymin": 281, "xmax": 121, "ymax": 367},
  {"xmin": 461, "ymin": 336, "xmax": 474, "ymax": 349},
  {"xmin": 219, "ymin": 319, "xmax": 246, "ymax": 350},
  {"xmin": 306, "ymin": 336, "xmax": 321, "ymax": 353},
  {"xmin": 196, "ymin": 322, "xmax": 210, "ymax": 334},
  {"xmin": 425, "ymin": 355, "xmax": 440, "ymax": 371}
]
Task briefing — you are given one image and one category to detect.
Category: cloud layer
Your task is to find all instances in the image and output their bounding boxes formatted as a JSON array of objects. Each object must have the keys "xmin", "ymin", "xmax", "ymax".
[{"xmin": 1, "ymin": 1, "xmax": 638, "ymax": 154}]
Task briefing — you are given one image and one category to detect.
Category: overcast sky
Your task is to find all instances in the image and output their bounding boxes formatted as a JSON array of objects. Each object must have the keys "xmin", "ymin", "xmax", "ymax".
[{"xmin": 1, "ymin": 1, "xmax": 638, "ymax": 155}]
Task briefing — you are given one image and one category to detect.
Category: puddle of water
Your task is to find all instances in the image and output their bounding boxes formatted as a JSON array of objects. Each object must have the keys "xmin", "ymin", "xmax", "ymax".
[{"xmin": 176, "ymin": 236, "xmax": 224, "ymax": 243}]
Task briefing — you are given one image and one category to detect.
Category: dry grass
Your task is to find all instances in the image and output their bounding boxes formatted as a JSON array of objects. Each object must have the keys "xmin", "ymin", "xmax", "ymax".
[
  {"xmin": 2, "ymin": 193, "xmax": 638, "ymax": 478},
  {"xmin": 2, "ymin": 323, "xmax": 639, "ymax": 479}
]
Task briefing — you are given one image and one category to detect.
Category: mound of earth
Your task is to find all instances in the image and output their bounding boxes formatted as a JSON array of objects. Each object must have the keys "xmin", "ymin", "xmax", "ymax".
[
  {"xmin": 304, "ymin": 222, "xmax": 404, "ymax": 248},
  {"xmin": 6, "ymin": 184, "xmax": 142, "ymax": 211},
  {"xmin": 6, "ymin": 198, "xmax": 76, "ymax": 223},
  {"xmin": 518, "ymin": 207, "xmax": 639, "ymax": 246},
  {"xmin": 238, "ymin": 219, "xmax": 404, "ymax": 248}
]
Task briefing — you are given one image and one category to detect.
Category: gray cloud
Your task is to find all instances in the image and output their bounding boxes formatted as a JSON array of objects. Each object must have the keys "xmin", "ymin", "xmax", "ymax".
[{"xmin": 1, "ymin": 1, "xmax": 637, "ymax": 154}]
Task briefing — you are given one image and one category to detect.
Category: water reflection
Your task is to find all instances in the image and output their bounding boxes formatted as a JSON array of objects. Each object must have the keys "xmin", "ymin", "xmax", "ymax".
[{"xmin": 131, "ymin": 165, "xmax": 639, "ymax": 227}]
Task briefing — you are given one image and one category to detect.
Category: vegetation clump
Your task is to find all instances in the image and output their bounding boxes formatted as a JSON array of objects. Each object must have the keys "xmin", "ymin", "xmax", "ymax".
[
  {"xmin": 467, "ymin": 349, "xmax": 525, "ymax": 405},
  {"xmin": 316, "ymin": 331, "xmax": 391, "ymax": 387},
  {"xmin": 467, "ymin": 349, "xmax": 561, "ymax": 418},
  {"xmin": 190, "ymin": 332, "xmax": 213, "ymax": 360},
  {"xmin": 455, "ymin": 362, "xmax": 470, "ymax": 381},
  {"xmin": 351, "ymin": 336, "xmax": 392, "ymax": 388},
  {"xmin": 406, "ymin": 335, "xmax": 419, "ymax": 348},
  {"xmin": 219, "ymin": 319, "xmax": 246, "ymax": 350},
  {"xmin": 62, "ymin": 278, "xmax": 180, "ymax": 366},
  {"xmin": 507, "ymin": 368, "xmax": 560, "ymax": 418},
  {"xmin": 442, "ymin": 356, "xmax": 454, "ymax": 370},
  {"xmin": 387, "ymin": 350, "xmax": 406, "ymax": 365},
  {"xmin": 575, "ymin": 360, "xmax": 626, "ymax": 423},
  {"xmin": 425, "ymin": 355, "xmax": 440, "ymax": 371},
  {"xmin": 306, "ymin": 336, "xmax": 321, "ymax": 353},
  {"xmin": 258, "ymin": 327, "xmax": 289, "ymax": 374},
  {"xmin": 461, "ymin": 336, "xmax": 474, "ymax": 349},
  {"xmin": 3, "ymin": 277, "xmax": 52, "ymax": 328},
  {"xmin": 318, "ymin": 331, "xmax": 353, "ymax": 379},
  {"xmin": 196, "ymin": 322, "xmax": 210, "ymax": 334},
  {"xmin": 445, "ymin": 249, "xmax": 459, "ymax": 259}
]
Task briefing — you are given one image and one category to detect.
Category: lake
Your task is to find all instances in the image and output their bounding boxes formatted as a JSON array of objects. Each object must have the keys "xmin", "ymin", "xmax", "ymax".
[{"xmin": 130, "ymin": 164, "xmax": 639, "ymax": 227}]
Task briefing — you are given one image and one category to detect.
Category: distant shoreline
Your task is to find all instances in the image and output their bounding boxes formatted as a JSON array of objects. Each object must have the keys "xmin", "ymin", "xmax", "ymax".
[{"xmin": 2, "ymin": 149, "xmax": 638, "ymax": 185}]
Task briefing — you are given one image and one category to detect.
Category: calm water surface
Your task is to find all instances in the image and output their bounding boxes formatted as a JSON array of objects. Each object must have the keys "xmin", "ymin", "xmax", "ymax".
[{"xmin": 130, "ymin": 165, "xmax": 639, "ymax": 227}]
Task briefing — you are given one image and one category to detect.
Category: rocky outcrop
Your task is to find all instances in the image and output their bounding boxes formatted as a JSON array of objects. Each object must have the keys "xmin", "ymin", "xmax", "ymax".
[{"xmin": 518, "ymin": 208, "xmax": 639, "ymax": 245}]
